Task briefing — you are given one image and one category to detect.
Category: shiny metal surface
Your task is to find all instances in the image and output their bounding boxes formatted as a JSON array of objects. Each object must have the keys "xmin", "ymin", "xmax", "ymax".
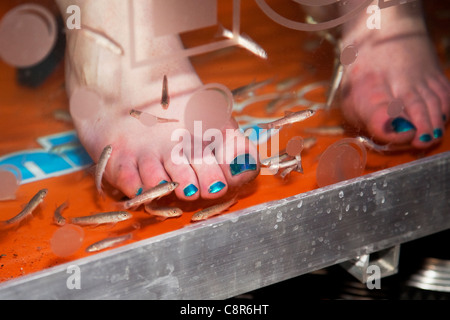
[
  {"xmin": 407, "ymin": 258, "xmax": 450, "ymax": 293},
  {"xmin": 0, "ymin": 151, "xmax": 449, "ymax": 299}
]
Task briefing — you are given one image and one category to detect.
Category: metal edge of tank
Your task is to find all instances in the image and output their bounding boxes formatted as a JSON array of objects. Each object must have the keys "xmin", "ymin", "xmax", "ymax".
[{"xmin": 0, "ymin": 151, "xmax": 449, "ymax": 299}]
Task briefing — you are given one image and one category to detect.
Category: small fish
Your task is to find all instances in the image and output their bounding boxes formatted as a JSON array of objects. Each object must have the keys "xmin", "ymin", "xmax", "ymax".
[
  {"xmin": 191, "ymin": 198, "xmax": 237, "ymax": 222},
  {"xmin": 280, "ymin": 165, "xmax": 296, "ymax": 179},
  {"xmin": 221, "ymin": 26, "xmax": 267, "ymax": 59},
  {"xmin": 49, "ymin": 141, "xmax": 82, "ymax": 154},
  {"xmin": 258, "ymin": 110, "xmax": 315, "ymax": 130},
  {"xmin": 303, "ymin": 125, "xmax": 345, "ymax": 136},
  {"xmin": 122, "ymin": 182, "xmax": 179, "ymax": 209},
  {"xmin": 71, "ymin": 211, "xmax": 132, "ymax": 226},
  {"xmin": 129, "ymin": 109, "xmax": 179, "ymax": 124},
  {"xmin": 161, "ymin": 75, "xmax": 170, "ymax": 110},
  {"xmin": 326, "ymin": 61, "xmax": 344, "ymax": 110},
  {"xmin": 53, "ymin": 109, "xmax": 73, "ymax": 123},
  {"xmin": 85, "ymin": 233, "xmax": 133, "ymax": 253},
  {"xmin": 269, "ymin": 156, "xmax": 301, "ymax": 171},
  {"xmin": 95, "ymin": 144, "xmax": 113, "ymax": 198},
  {"xmin": 356, "ymin": 136, "xmax": 410, "ymax": 153},
  {"xmin": 231, "ymin": 78, "xmax": 272, "ymax": 99},
  {"xmin": 2, "ymin": 189, "xmax": 48, "ymax": 225},
  {"xmin": 303, "ymin": 136, "xmax": 318, "ymax": 150},
  {"xmin": 53, "ymin": 201, "xmax": 68, "ymax": 226},
  {"xmin": 144, "ymin": 204, "xmax": 183, "ymax": 219},
  {"xmin": 260, "ymin": 152, "xmax": 290, "ymax": 167},
  {"xmin": 79, "ymin": 25, "xmax": 124, "ymax": 56}
]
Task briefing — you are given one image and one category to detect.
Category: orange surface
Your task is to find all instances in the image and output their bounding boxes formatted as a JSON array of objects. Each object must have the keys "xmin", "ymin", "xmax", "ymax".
[{"xmin": 1, "ymin": 0, "xmax": 450, "ymax": 283}]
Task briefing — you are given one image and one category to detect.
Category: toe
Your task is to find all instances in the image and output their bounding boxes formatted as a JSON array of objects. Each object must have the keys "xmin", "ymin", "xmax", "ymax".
[
  {"xmin": 400, "ymin": 89, "xmax": 435, "ymax": 149},
  {"xmin": 163, "ymin": 153, "xmax": 200, "ymax": 201},
  {"xmin": 190, "ymin": 148, "xmax": 228, "ymax": 199},
  {"xmin": 108, "ymin": 156, "xmax": 143, "ymax": 198},
  {"xmin": 137, "ymin": 153, "xmax": 171, "ymax": 189},
  {"xmin": 216, "ymin": 123, "xmax": 260, "ymax": 188},
  {"xmin": 419, "ymin": 85, "xmax": 445, "ymax": 141}
]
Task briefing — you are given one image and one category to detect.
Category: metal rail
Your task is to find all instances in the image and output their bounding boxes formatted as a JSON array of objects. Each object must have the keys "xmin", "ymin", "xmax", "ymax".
[{"xmin": 0, "ymin": 151, "xmax": 449, "ymax": 299}]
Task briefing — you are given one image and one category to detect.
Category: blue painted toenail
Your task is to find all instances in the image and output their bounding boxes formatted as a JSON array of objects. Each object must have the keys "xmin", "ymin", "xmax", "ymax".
[
  {"xmin": 208, "ymin": 181, "xmax": 226, "ymax": 194},
  {"xmin": 158, "ymin": 180, "xmax": 168, "ymax": 185},
  {"xmin": 183, "ymin": 184, "xmax": 198, "ymax": 197},
  {"xmin": 135, "ymin": 187, "xmax": 143, "ymax": 196},
  {"xmin": 433, "ymin": 128, "xmax": 443, "ymax": 139},
  {"xmin": 230, "ymin": 154, "xmax": 257, "ymax": 176},
  {"xmin": 391, "ymin": 117, "xmax": 416, "ymax": 133},
  {"xmin": 419, "ymin": 133, "xmax": 432, "ymax": 142}
]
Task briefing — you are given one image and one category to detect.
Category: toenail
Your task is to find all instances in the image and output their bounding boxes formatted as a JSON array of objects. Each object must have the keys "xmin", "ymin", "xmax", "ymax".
[
  {"xmin": 230, "ymin": 154, "xmax": 257, "ymax": 176},
  {"xmin": 135, "ymin": 187, "xmax": 143, "ymax": 196},
  {"xmin": 391, "ymin": 117, "xmax": 416, "ymax": 133},
  {"xmin": 419, "ymin": 133, "xmax": 432, "ymax": 143},
  {"xmin": 183, "ymin": 184, "xmax": 198, "ymax": 197},
  {"xmin": 208, "ymin": 181, "xmax": 226, "ymax": 194},
  {"xmin": 433, "ymin": 128, "xmax": 443, "ymax": 139},
  {"xmin": 158, "ymin": 180, "xmax": 168, "ymax": 185}
]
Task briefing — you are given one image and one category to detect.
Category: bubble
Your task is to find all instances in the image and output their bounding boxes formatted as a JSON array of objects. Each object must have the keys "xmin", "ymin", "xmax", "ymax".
[
  {"xmin": 50, "ymin": 224, "xmax": 84, "ymax": 257},
  {"xmin": 286, "ymin": 136, "xmax": 304, "ymax": 156},
  {"xmin": 184, "ymin": 84, "xmax": 233, "ymax": 138},
  {"xmin": 69, "ymin": 87, "xmax": 103, "ymax": 120},
  {"xmin": 387, "ymin": 99, "xmax": 404, "ymax": 118},
  {"xmin": 340, "ymin": 45, "xmax": 358, "ymax": 66},
  {"xmin": 0, "ymin": 4, "xmax": 57, "ymax": 67},
  {"xmin": 0, "ymin": 165, "xmax": 21, "ymax": 201},
  {"xmin": 316, "ymin": 138, "xmax": 367, "ymax": 188}
]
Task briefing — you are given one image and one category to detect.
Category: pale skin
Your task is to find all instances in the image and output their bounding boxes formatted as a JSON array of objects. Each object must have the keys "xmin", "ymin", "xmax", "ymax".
[{"xmin": 55, "ymin": 0, "xmax": 449, "ymax": 200}]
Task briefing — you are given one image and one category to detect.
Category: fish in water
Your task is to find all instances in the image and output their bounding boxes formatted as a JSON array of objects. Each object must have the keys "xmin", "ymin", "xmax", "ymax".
[
  {"xmin": 122, "ymin": 182, "xmax": 179, "ymax": 209},
  {"xmin": 85, "ymin": 233, "xmax": 133, "ymax": 253},
  {"xmin": 303, "ymin": 125, "xmax": 345, "ymax": 136},
  {"xmin": 144, "ymin": 204, "xmax": 183, "ymax": 220},
  {"xmin": 95, "ymin": 144, "xmax": 113, "ymax": 198},
  {"xmin": 161, "ymin": 74, "xmax": 170, "ymax": 110},
  {"xmin": 356, "ymin": 136, "xmax": 411, "ymax": 153},
  {"xmin": 1, "ymin": 189, "xmax": 48, "ymax": 226},
  {"xmin": 129, "ymin": 109, "xmax": 179, "ymax": 124},
  {"xmin": 53, "ymin": 201, "xmax": 68, "ymax": 226},
  {"xmin": 79, "ymin": 25, "xmax": 124, "ymax": 56},
  {"xmin": 70, "ymin": 211, "xmax": 132, "ymax": 226},
  {"xmin": 258, "ymin": 110, "xmax": 315, "ymax": 130},
  {"xmin": 191, "ymin": 198, "xmax": 238, "ymax": 222}
]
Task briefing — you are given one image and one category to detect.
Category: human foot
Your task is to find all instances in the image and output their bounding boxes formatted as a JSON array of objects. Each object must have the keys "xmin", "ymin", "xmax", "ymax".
[
  {"xmin": 339, "ymin": 1, "xmax": 450, "ymax": 149},
  {"xmin": 57, "ymin": 0, "xmax": 259, "ymax": 201}
]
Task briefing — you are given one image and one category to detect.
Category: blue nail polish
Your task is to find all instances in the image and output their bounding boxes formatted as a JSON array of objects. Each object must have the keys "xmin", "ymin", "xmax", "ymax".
[
  {"xmin": 433, "ymin": 128, "xmax": 443, "ymax": 139},
  {"xmin": 419, "ymin": 133, "xmax": 432, "ymax": 142},
  {"xmin": 208, "ymin": 181, "xmax": 226, "ymax": 194},
  {"xmin": 135, "ymin": 187, "xmax": 143, "ymax": 196},
  {"xmin": 391, "ymin": 117, "xmax": 416, "ymax": 133},
  {"xmin": 230, "ymin": 154, "xmax": 257, "ymax": 176},
  {"xmin": 158, "ymin": 180, "xmax": 168, "ymax": 185},
  {"xmin": 183, "ymin": 184, "xmax": 198, "ymax": 197}
]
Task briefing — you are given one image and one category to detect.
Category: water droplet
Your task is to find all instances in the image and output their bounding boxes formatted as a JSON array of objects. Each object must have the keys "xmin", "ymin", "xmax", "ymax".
[
  {"xmin": 339, "ymin": 191, "xmax": 344, "ymax": 198},
  {"xmin": 345, "ymin": 204, "xmax": 350, "ymax": 212},
  {"xmin": 297, "ymin": 200, "xmax": 303, "ymax": 208}
]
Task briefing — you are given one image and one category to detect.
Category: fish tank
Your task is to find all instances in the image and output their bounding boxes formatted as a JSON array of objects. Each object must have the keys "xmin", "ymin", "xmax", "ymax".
[{"xmin": 0, "ymin": 0, "xmax": 449, "ymax": 300}]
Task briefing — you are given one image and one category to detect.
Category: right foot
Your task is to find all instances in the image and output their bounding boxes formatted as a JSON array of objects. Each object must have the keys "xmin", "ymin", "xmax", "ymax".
[{"xmin": 58, "ymin": 0, "xmax": 260, "ymax": 201}]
